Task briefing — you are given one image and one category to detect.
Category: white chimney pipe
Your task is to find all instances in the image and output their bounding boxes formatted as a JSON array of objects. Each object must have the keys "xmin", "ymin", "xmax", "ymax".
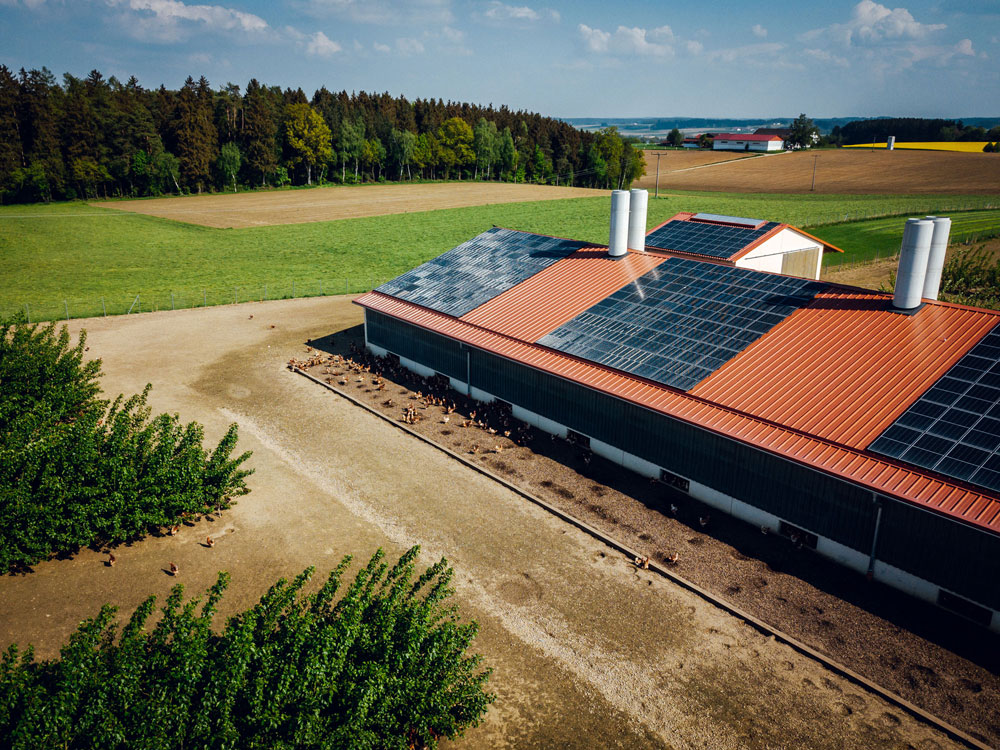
[
  {"xmin": 627, "ymin": 188, "xmax": 649, "ymax": 252},
  {"xmin": 608, "ymin": 189, "xmax": 629, "ymax": 258},
  {"xmin": 921, "ymin": 216, "xmax": 951, "ymax": 301},
  {"xmin": 893, "ymin": 218, "xmax": 934, "ymax": 311}
]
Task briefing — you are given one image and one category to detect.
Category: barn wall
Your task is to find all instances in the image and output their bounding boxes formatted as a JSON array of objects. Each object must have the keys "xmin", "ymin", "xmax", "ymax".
[{"xmin": 364, "ymin": 310, "xmax": 1000, "ymax": 617}]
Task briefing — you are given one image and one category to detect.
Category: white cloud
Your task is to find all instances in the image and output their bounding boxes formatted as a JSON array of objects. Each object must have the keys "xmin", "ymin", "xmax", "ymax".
[
  {"xmin": 578, "ymin": 23, "xmax": 674, "ymax": 56},
  {"xmin": 395, "ymin": 37, "xmax": 424, "ymax": 54},
  {"xmin": 685, "ymin": 40, "xmax": 703, "ymax": 54},
  {"xmin": 302, "ymin": 0, "xmax": 452, "ymax": 26},
  {"xmin": 306, "ymin": 30, "xmax": 341, "ymax": 56},
  {"xmin": 955, "ymin": 38, "xmax": 975, "ymax": 56},
  {"xmin": 486, "ymin": 2, "xmax": 537, "ymax": 21},
  {"xmin": 803, "ymin": 0, "xmax": 945, "ymax": 46},
  {"xmin": 0, "ymin": 0, "xmax": 48, "ymax": 8},
  {"xmin": 752, "ymin": 24, "xmax": 767, "ymax": 38},
  {"xmin": 373, "ymin": 41, "xmax": 391, "ymax": 53},
  {"xmin": 106, "ymin": 0, "xmax": 268, "ymax": 34}
]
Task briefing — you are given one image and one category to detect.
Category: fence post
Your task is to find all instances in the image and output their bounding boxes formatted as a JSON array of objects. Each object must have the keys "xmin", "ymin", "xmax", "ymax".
[
  {"xmin": 320, "ymin": 280, "xmax": 323, "ymax": 295},
  {"xmin": 25, "ymin": 303, "xmax": 30, "ymax": 324},
  {"xmin": 345, "ymin": 279, "xmax": 349, "ymax": 294},
  {"xmin": 234, "ymin": 287, "xmax": 238, "ymax": 304},
  {"xmin": 203, "ymin": 289, "xmax": 207, "ymax": 307},
  {"xmin": 102, "ymin": 297, "xmax": 106, "ymax": 317},
  {"xmin": 64, "ymin": 300, "xmax": 69, "ymax": 321},
  {"xmin": 171, "ymin": 292, "xmax": 174, "ymax": 310},
  {"xmin": 292, "ymin": 281, "xmax": 295, "ymax": 298}
]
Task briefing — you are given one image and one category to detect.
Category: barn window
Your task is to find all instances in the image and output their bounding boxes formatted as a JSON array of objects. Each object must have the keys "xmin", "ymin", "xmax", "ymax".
[
  {"xmin": 659, "ymin": 469, "xmax": 690, "ymax": 493},
  {"xmin": 778, "ymin": 521, "xmax": 818, "ymax": 549}
]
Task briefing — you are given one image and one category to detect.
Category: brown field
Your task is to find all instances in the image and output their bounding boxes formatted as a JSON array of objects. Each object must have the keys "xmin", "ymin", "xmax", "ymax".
[
  {"xmin": 640, "ymin": 149, "xmax": 1000, "ymax": 195},
  {"xmin": 93, "ymin": 183, "xmax": 607, "ymax": 229},
  {"xmin": 0, "ymin": 298, "xmax": 982, "ymax": 749}
]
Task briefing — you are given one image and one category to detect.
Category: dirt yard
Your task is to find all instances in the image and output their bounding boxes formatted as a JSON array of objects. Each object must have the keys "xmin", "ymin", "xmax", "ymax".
[
  {"xmin": 640, "ymin": 149, "xmax": 1000, "ymax": 195},
  {"xmin": 93, "ymin": 183, "xmax": 607, "ymax": 229},
  {"xmin": 0, "ymin": 298, "xmax": 977, "ymax": 749}
]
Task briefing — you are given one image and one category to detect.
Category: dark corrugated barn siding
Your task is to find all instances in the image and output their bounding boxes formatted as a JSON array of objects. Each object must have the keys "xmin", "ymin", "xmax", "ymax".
[{"xmin": 366, "ymin": 311, "xmax": 1000, "ymax": 611}]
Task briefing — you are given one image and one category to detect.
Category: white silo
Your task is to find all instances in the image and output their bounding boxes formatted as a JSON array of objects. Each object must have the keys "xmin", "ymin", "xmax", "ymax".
[
  {"xmin": 627, "ymin": 189, "xmax": 649, "ymax": 252},
  {"xmin": 608, "ymin": 190, "xmax": 630, "ymax": 258},
  {"xmin": 887, "ymin": 136, "xmax": 896, "ymax": 151},
  {"xmin": 922, "ymin": 216, "xmax": 952, "ymax": 301},
  {"xmin": 893, "ymin": 218, "xmax": 934, "ymax": 311}
]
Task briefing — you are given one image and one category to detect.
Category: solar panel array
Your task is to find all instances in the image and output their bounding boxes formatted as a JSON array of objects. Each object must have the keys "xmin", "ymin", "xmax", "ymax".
[
  {"xmin": 376, "ymin": 227, "xmax": 588, "ymax": 317},
  {"xmin": 644, "ymin": 219, "xmax": 780, "ymax": 259},
  {"xmin": 869, "ymin": 324, "xmax": 1000, "ymax": 494},
  {"xmin": 537, "ymin": 257, "xmax": 827, "ymax": 391}
]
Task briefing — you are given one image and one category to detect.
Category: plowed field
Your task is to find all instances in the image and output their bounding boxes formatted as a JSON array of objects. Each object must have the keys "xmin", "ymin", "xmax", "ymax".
[
  {"xmin": 94, "ymin": 183, "xmax": 607, "ymax": 228},
  {"xmin": 639, "ymin": 149, "xmax": 1000, "ymax": 195}
]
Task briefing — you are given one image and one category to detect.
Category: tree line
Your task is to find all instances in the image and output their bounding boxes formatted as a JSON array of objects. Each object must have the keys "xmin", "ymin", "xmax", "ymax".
[
  {"xmin": 0, "ymin": 66, "xmax": 644, "ymax": 203},
  {"xmin": 829, "ymin": 117, "xmax": 1000, "ymax": 146}
]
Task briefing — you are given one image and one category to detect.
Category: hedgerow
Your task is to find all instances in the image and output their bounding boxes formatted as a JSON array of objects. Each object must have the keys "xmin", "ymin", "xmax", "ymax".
[
  {"xmin": 0, "ymin": 547, "xmax": 493, "ymax": 749},
  {"xmin": 0, "ymin": 318, "xmax": 252, "ymax": 570}
]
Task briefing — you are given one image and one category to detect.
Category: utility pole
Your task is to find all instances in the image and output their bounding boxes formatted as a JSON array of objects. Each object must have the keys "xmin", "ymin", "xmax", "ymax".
[
  {"xmin": 810, "ymin": 153, "xmax": 818, "ymax": 192},
  {"xmin": 654, "ymin": 152, "xmax": 662, "ymax": 198}
]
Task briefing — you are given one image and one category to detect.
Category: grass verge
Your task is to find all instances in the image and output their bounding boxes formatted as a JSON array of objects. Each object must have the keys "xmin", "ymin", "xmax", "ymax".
[{"xmin": 2, "ymin": 192, "xmax": 997, "ymax": 320}]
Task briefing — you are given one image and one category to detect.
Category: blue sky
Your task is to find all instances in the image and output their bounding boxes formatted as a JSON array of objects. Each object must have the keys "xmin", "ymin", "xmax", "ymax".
[{"xmin": 1, "ymin": 0, "xmax": 997, "ymax": 117}]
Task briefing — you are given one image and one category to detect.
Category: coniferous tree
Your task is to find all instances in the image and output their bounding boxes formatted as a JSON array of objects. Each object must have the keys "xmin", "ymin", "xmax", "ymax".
[
  {"xmin": 173, "ymin": 76, "xmax": 217, "ymax": 192},
  {"xmin": 18, "ymin": 67, "xmax": 64, "ymax": 201},
  {"xmin": 0, "ymin": 65, "xmax": 23, "ymax": 198},
  {"xmin": 241, "ymin": 78, "xmax": 277, "ymax": 186}
]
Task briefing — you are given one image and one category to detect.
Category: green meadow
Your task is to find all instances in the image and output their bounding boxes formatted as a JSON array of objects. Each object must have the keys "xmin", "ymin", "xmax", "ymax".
[{"xmin": 1, "ymin": 190, "xmax": 997, "ymax": 321}]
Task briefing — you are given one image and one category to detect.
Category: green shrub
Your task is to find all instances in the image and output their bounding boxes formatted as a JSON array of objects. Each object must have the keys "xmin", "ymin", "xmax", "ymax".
[
  {"xmin": 0, "ymin": 547, "xmax": 493, "ymax": 749},
  {"xmin": 0, "ymin": 319, "xmax": 252, "ymax": 570},
  {"xmin": 939, "ymin": 244, "xmax": 1000, "ymax": 310}
]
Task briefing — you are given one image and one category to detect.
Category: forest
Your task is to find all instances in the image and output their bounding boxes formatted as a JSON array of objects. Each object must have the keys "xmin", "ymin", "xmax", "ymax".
[
  {"xmin": 0, "ymin": 66, "xmax": 644, "ymax": 204},
  {"xmin": 831, "ymin": 117, "xmax": 1000, "ymax": 146}
]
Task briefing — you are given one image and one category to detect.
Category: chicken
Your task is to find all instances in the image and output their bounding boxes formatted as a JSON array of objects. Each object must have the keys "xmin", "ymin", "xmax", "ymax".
[
  {"xmin": 108, "ymin": 553, "xmax": 116, "ymax": 567},
  {"xmin": 666, "ymin": 552, "xmax": 680, "ymax": 564},
  {"xmin": 698, "ymin": 515, "xmax": 711, "ymax": 528},
  {"xmin": 634, "ymin": 555, "xmax": 650, "ymax": 570},
  {"xmin": 169, "ymin": 524, "xmax": 180, "ymax": 536},
  {"xmin": 206, "ymin": 536, "xmax": 215, "ymax": 548},
  {"xmin": 169, "ymin": 562, "xmax": 179, "ymax": 576}
]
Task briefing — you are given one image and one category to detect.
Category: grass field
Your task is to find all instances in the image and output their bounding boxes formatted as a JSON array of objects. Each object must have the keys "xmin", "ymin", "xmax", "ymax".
[
  {"xmin": 842, "ymin": 142, "xmax": 991, "ymax": 153},
  {"xmin": 813, "ymin": 209, "xmax": 1000, "ymax": 267},
  {"xmin": 2, "ymin": 190, "xmax": 998, "ymax": 321}
]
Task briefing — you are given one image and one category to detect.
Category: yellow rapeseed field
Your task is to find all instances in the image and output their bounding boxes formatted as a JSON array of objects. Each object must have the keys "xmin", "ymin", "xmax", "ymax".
[{"xmin": 842, "ymin": 141, "xmax": 993, "ymax": 153}]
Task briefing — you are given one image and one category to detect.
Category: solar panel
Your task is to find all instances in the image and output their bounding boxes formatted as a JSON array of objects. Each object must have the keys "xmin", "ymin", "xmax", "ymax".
[
  {"xmin": 376, "ymin": 228, "xmax": 588, "ymax": 318},
  {"xmin": 869, "ymin": 324, "xmax": 1000, "ymax": 494},
  {"xmin": 537, "ymin": 257, "xmax": 827, "ymax": 391},
  {"xmin": 644, "ymin": 219, "xmax": 779, "ymax": 259},
  {"xmin": 691, "ymin": 213, "xmax": 766, "ymax": 229}
]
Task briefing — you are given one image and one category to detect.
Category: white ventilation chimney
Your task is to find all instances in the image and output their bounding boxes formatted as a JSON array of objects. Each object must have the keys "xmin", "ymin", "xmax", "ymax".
[
  {"xmin": 608, "ymin": 189, "xmax": 629, "ymax": 258},
  {"xmin": 921, "ymin": 216, "xmax": 952, "ymax": 301},
  {"xmin": 893, "ymin": 218, "xmax": 934, "ymax": 311},
  {"xmin": 627, "ymin": 188, "xmax": 649, "ymax": 252}
]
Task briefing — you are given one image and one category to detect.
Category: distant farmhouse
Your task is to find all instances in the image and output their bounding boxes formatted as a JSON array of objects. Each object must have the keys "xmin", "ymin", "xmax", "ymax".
[{"xmin": 713, "ymin": 133, "xmax": 785, "ymax": 152}]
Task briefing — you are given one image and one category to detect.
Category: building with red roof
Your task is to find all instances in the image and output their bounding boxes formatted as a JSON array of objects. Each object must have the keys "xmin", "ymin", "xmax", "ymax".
[
  {"xmin": 713, "ymin": 133, "xmax": 785, "ymax": 151},
  {"xmin": 354, "ymin": 203, "xmax": 1000, "ymax": 631}
]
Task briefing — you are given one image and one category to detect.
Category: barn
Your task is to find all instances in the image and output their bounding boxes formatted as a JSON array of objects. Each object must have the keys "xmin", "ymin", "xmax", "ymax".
[
  {"xmin": 354, "ymin": 192, "xmax": 1000, "ymax": 631},
  {"xmin": 713, "ymin": 133, "xmax": 785, "ymax": 151}
]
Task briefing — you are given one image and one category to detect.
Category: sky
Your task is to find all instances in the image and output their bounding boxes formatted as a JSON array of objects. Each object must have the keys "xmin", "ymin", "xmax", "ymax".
[{"xmin": 1, "ymin": 0, "xmax": 998, "ymax": 118}]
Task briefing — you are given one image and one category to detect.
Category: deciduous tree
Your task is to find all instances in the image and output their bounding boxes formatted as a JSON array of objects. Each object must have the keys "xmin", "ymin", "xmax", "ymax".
[{"xmin": 284, "ymin": 102, "xmax": 332, "ymax": 185}]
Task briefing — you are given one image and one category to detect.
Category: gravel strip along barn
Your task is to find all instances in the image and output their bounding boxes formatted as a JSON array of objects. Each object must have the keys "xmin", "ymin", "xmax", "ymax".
[{"xmin": 358, "ymin": 192, "xmax": 1000, "ymax": 632}]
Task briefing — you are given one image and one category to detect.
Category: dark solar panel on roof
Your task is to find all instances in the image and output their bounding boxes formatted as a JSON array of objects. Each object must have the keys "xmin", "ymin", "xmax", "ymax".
[
  {"xmin": 644, "ymin": 219, "xmax": 779, "ymax": 259},
  {"xmin": 537, "ymin": 257, "xmax": 827, "ymax": 391},
  {"xmin": 376, "ymin": 227, "xmax": 588, "ymax": 318},
  {"xmin": 869, "ymin": 324, "xmax": 1000, "ymax": 494}
]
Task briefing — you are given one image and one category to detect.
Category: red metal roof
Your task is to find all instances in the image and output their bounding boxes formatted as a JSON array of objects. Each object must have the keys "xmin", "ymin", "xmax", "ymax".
[
  {"xmin": 355, "ymin": 290, "xmax": 1000, "ymax": 533},
  {"xmin": 691, "ymin": 289, "xmax": 1000, "ymax": 448},
  {"xmin": 460, "ymin": 248, "xmax": 666, "ymax": 341},
  {"xmin": 714, "ymin": 133, "xmax": 784, "ymax": 141}
]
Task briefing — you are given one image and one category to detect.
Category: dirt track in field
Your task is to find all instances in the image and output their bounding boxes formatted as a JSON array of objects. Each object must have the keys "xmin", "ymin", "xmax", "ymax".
[
  {"xmin": 93, "ymin": 183, "xmax": 607, "ymax": 228},
  {"xmin": 0, "ymin": 298, "xmax": 970, "ymax": 750},
  {"xmin": 638, "ymin": 149, "xmax": 1000, "ymax": 194}
]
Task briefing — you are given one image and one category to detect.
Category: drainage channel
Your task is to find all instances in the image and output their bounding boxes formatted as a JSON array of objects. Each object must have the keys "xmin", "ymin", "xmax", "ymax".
[{"xmin": 293, "ymin": 365, "xmax": 990, "ymax": 750}]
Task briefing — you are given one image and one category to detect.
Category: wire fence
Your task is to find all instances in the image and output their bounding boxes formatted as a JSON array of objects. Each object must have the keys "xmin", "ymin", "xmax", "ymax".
[{"xmin": 6, "ymin": 278, "xmax": 390, "ymax": 324}]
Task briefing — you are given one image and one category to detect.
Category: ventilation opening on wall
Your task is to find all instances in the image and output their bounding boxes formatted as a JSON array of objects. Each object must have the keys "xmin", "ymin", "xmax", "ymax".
[
  {"xmin": 778, "ymin": 522, "xmax": 818, "ymax": 550},
  {"xmin": 659, "ymin": 469, "xmax": 690, "ymax": 493},
  {"xmin": 937, "ymin": 590, "xmax": 992, "ymax": 627},
  {"xmin": 566, "ymin": 429, "xmax": 590, "ymax": 449}
]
